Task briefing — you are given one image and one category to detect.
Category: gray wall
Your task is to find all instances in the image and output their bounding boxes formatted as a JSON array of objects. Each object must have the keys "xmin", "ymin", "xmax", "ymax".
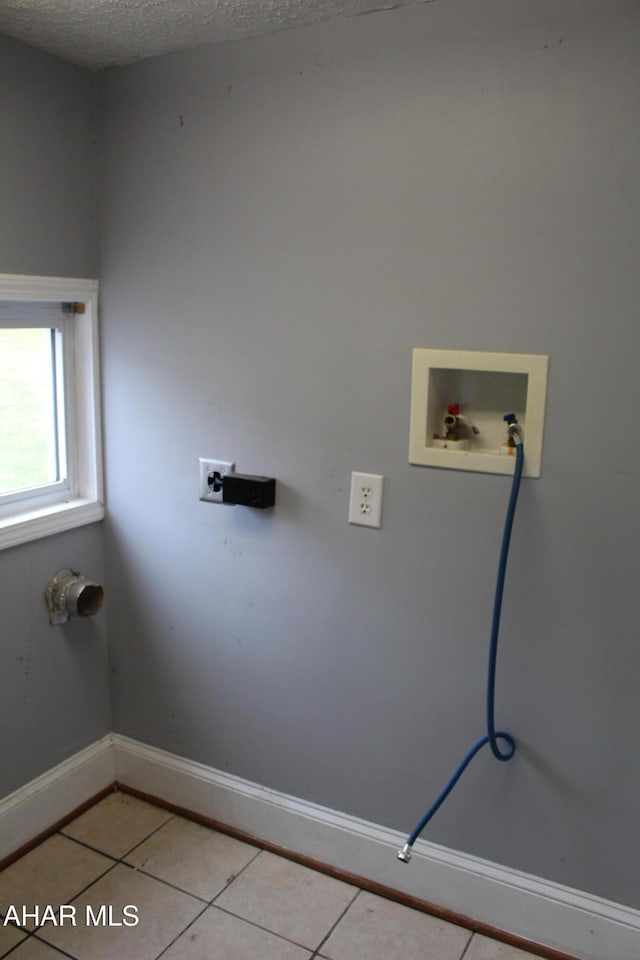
[
  {"xmin": 0, "ymin": 37, "xmax": 110, "ymax": 794},
  {"xmin": 99, "ymin": 0, "xmax": 640, "ymax": 906},
  {"xmin": 3, "ymin": 0, "xmax": 635, "ymax": 908}
]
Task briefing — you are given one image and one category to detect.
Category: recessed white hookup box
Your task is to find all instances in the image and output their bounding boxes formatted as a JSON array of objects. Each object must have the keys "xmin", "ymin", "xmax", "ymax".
[{"xmin": 409, "ymin": 348, "xmax": 549, "ymax": 477}]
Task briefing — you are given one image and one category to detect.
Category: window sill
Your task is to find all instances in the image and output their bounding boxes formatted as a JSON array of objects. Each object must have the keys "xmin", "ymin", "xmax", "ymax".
[{"xmin": 0, "ymin": 498, "xmax": 104, "ymax": 550}]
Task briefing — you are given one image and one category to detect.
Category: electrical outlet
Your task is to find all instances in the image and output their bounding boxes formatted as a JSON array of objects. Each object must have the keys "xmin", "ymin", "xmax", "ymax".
[
  {"xmin": 349, "ymin": 472, "xmax": 384, "ymax": 528},
  {"xmin": 199, "ymin": 458, "xmax": 235, "ymax": 503}
]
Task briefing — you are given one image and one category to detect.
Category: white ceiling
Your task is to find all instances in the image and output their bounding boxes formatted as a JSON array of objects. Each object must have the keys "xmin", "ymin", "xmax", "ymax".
[{"xmin": 0, "ymin": 0, "xmax": 422, "ymax": 70}]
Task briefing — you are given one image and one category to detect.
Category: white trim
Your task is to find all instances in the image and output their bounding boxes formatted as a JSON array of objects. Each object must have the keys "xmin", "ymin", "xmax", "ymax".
[
  {"xmin": 409, "ymin": 348, "xmax": 549, "ymax": 478},
  {"xmin": 0, "ymin": 500, "xmax": 104, "ymax": 550},
  {"xmin": 2, "ymin": 735, "xmax": 638, "ymax": 960},
  {"xmin": 0, "ymin": 275, "xmax": 98, "ymax": 302},
  {"xmin": 0, "ymin": 736, "xmax": 114, "ymax": 861},
  {"xmin": 111, "ymin": 736, "xmax": 640, "ymax": 960},
  {"xmin": 0, "ymin": 274, "xmax": 104, "ymax": 551}
]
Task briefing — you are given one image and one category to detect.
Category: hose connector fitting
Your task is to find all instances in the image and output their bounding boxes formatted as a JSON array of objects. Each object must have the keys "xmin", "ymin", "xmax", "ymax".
[
  {"xmin": 503, "ymin": 413, "xmax": 522, "ymax": 446},
  {"xmin": 397, "ymin": 842, "xmax": 413, "ymax": 863},
  {"xmin": 508, "ymin": 423, "xmax": 522, "ymax": 445}
]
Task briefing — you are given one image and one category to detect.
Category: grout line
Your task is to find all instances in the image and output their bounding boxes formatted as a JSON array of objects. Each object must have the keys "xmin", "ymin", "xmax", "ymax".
[
  {"xmin": 0, "ymin": 785, "xmax": 116, "ymax": 874},
  {"xmin": 114, "ymin": 812, "xmax": 177, "ymax": 860},
  {"xmin": 312, "ymin": 887, "xmax": 361, "ymax": 957},
  {"xmin": 0, "ymin": 930, "xmax": 33, "ymax": 960},
  {"xmin": 207, "ymin": 850, "xmax": 363, "ymax": 955},
  {"xmin": 56, "ymin": 832, "xmax": 120, "ymax": 864},
  {"xmin": 458, "ymin": 929, "xmax": 476, "ymax": 960},
  {"xmin": 208, "ymin": 846, "xmax": 263, "ymax": 905},
  {"xmin": 53, "ymin": 859, "xmax": 120, "ymax": 915},
  {"xmin": 29, "ymin": 933, "xmax": 80, "ymax": 959},
  {"xmin": 60, "ymin": 805, "xmax": 175, "ymax": 863},
  {"xmin": 0, "ymin": 850, "xmax": 118, "ymax": 936},
  {"xmin": 54, "ymin": 812, "xmax": 265, "ymax": 918},
  {"xmin": 153, "ymin": 848, "xmax": 321, "ymax": 960},
  {"xmin": 210, "ymin": 901, "xmax": 327, "ymax": 953},
  {"xmin": 3, "ymin": 812, "xmax": 204, "ymax": 944},
  {"xmin": 60, "ymin": 820, "xmax": 262, "ymax": 908},
  {"xmin": 153, "ymin": 900, "xmax": 211, "ymax": 960},
  {"xmin": 0, "ymin": 920, "xmax": 81, "ymax": 960},
  {"xmin": 117, "ymin": 860, "xmax": 209, "ymax": 903},
  {"xmin": 101, "ymin": 829, "xmax": 263, "ymax": 905}
]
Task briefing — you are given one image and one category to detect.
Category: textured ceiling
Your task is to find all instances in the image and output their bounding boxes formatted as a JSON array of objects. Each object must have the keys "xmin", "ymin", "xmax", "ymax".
[{"xmin": 0, "ymin": 0, "xmax": 422, "ymax": 70}]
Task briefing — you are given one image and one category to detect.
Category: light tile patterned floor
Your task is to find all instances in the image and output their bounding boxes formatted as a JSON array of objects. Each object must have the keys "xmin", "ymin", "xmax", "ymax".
[{"xmin": 0, "ymin": 792, "xmax": 543, "ymax": 960}]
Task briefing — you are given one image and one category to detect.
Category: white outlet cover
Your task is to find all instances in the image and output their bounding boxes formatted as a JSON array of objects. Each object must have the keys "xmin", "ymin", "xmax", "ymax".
[
  {"xmin": 199, "ymin": 459, "xmax": 235, "ymax": 503},
  {"xmin": 349, "ymin": 472, "xmax": 384, "ymax": 528}
]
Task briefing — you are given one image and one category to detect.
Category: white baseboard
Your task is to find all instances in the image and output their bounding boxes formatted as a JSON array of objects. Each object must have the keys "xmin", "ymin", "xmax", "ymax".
[
  {"xmin": 2, "ymin": 735, "xmax": 639, "ymax": 960},
  {"xmin": 0, "ymin": 736, "xmax": 114, "ymax": 861},
  {"xmin": 111, "ymin": 735, "xmax": 640, "ymax": 960}
]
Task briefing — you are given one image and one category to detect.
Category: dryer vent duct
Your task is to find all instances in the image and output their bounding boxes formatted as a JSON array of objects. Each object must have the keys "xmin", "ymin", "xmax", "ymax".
[{"xmin": 45, "ymin": 568, "xmax": 104, "ymax": 625}]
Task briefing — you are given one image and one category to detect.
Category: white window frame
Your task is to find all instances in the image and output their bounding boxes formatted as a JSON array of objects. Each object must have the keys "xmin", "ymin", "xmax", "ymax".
[{"xmin": 0, "ymin": 274, "xmax": 103, "ymax": 550}]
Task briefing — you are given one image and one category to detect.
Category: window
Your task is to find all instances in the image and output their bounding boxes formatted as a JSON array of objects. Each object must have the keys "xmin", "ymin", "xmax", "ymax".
[{"xmin": 0, "ymin": 275, "xmax": 103, "ymax": 549}]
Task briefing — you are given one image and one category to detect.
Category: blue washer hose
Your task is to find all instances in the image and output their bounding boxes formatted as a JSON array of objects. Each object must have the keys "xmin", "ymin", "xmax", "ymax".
[{"xmin": 398, "ymin": 438, "xmax": 524, "ymax": 862}]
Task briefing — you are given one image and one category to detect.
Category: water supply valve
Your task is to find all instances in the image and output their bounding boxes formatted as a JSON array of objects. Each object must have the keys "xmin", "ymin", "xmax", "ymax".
[
  {"xmin": 432, "ymin": 403, "xmax": 479, "ymax": 451},
  {"xmin": 444, "ymin": 403, "xmax": 460, "ymax": 440}
]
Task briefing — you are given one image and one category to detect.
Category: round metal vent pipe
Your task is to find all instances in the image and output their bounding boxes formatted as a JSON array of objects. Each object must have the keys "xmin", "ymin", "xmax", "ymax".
[{"xmin": 45, "ymin": 568, "xmax": 104, "ymax": 625}]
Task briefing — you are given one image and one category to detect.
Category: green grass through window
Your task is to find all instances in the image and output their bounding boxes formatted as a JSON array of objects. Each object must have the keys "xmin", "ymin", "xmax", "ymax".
[{"xmin": 0, "ymin": 328, "xmax": 58, "ymax": 496}]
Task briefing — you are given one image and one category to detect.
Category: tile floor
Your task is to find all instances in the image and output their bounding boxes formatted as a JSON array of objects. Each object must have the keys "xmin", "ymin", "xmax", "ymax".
[{"xmin": 0, "ymin": 792, "xmax": 543, "ymax": 960}]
